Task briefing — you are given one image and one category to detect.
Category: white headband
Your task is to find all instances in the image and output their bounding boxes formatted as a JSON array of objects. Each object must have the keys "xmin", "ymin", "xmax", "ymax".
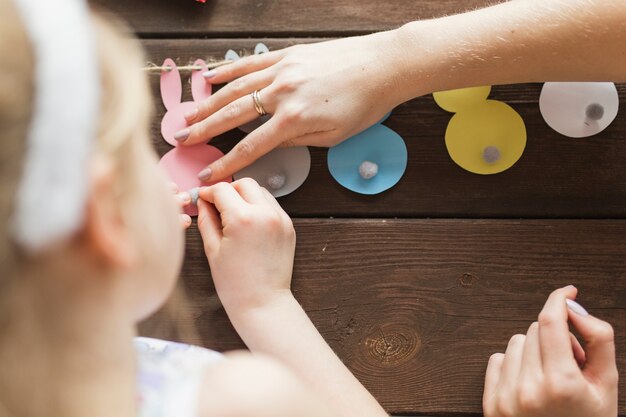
[{"xmin": 11, "ymin": 0, "xmax": 100, "ymax": 252}]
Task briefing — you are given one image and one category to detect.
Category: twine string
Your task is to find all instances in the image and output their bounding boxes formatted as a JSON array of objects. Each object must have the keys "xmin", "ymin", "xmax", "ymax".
[{"xmin": 143, "ymin": 58, "xmax": 234, "ymax": 73}]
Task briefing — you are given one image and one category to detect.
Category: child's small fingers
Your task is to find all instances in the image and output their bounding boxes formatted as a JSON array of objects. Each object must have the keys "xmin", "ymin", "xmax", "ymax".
[
  {"xmin": 499, "ymin": 334, "xmax": 526, "ymax": 392},
  {"xmin": 196, "ymin": 199, "xmax": 222, "ymax": 254},
  {"xmin": 520, "ymin": 322, "xmax": 542, "ymax": 379},
  {"xmin": 483, "ymin": 353, "xmax": 504, "ymax": 414},
  {"xmin": 538, "ymin": 286, "xmax": 580, "ymax": 376},
  {"xmin": 569, "ymin": 332, "xmax": 586, "ymax": 368},
  {"xmin": 180, "ymin": 214, "xmax": 192, "ymax": 229},
  {"xmin": 198, "ymin": 183, "xmax": 247, "ymax": 214},
  {"xmin": 260, "ymin": 188, "xmax": 294, "ymax": 237},
  {"xmin": 177, "ymin": 191, "xmax": 192, "ymax": 207},
  {"xmin": 260, "ymin": 188, "xmax": 290, "ymax": 221},
  {"xmin": 567, "ymin": 300, "xmax": 618, "ymax": 383},
  {"xmin": 168, "ymin": 181, "xmax": 179, "ymax": 193},
  {"xmin": 260, "ymin": 188, "xmax": 282, "ymax": 211},
  {"xmin": 232, "ymin": 178, "xmax": 267, "ymax": 204}
]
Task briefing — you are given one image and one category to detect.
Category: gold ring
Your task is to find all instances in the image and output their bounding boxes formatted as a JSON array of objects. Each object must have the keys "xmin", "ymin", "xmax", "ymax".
[{"xmin": 251, "ymin": 90, "xmax": 268, "ymax": 116}]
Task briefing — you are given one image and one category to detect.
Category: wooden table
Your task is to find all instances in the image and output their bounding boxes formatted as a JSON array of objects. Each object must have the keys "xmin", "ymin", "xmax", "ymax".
[{"xmin": 92, "ymin": 1, "xmax": 626, "ymax": 415}]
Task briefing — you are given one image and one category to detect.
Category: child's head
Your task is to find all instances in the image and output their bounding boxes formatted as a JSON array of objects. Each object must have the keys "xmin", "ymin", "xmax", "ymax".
[{"xmin": 0, "ymin": 0, "xmax": 184, "ymax": 322}]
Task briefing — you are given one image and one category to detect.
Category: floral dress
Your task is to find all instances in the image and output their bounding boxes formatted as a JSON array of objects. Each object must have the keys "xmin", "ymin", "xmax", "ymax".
[{"xmin": 135, "ymin": 337, "xmax": 223, "ymax": 417}]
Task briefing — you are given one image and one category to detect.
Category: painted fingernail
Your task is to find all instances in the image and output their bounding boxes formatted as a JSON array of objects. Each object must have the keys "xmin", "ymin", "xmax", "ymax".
[
  {"xmin": 566, "ymin": 299, "xmax": 589, "ymax": 316},
  {"xmin": 177, "ymin": 192, "xmax": 191, "ymax": 204},
  {"xmin": 174, "ymin": 128, "xmax": 190, "ymax": 142},
  {"xmin": 184, "ymin": 108, "xmax": 198, "ymax": 121},
  {"xmin": 203, "ymin": 70, "xmax": 216, "ymax": 79},
  {"xmin": 198, "ymin": 167, "xmax": 213, "ymax": 182},
  {"xmin": 181, "ymin": 214, "xmax": 192, "ymax": 225}
]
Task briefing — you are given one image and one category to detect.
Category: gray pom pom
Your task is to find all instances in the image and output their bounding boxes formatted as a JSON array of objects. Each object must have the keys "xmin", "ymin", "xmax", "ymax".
[
  {"xmin": 189, "ymin": 187, "xmax": 200, "ymax": 205},
  {"xmin": 482, "ymin": 146, "xmax": 501, "ymax": 164},
  {"xmin": 266, "ymin": 172, "xmax": 286, "ymax": 190},
  {"xmin": 585, "ymin": 103, "xmax": 605, "ymax": 121},
  {"xmin": 359, "ymin": 161, "xmax": 378, "ymax": 180}
]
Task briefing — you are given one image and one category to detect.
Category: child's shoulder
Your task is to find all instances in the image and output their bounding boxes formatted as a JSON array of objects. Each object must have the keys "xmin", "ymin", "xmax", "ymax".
[
  {"xmin": 135, "ymin": 337, "xmax": 223, "ymax": 417},
  {"xmin": 135, "ymin": 337, "xmax": 222, "ymax": 365}
]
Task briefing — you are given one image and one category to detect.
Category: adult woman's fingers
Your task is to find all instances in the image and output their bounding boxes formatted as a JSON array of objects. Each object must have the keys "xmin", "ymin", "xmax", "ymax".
[
  {"xmin": 537, "ymin": 286, "xmax": 581, "ymax": 377},
  {"xmin": 205, "ymin": 50, "xmax": 285, "ymax": 85},
  {"xmin": 185, "ymin": 67, "xmax": 276, "ymax": 128},
  {"xmin": 197, "ymin": 116, "xmax": 290, "ymax": 183},
  {"xmin": 276, "ymin": 128, "xmax": 341, "ymax": 148},
  {"xmin": 182, "ymin": 91, "xmax": 274, "ymax": 146}
]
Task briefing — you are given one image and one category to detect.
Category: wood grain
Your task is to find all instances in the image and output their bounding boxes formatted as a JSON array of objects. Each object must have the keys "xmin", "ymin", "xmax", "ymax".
[
  {"xmin": 141, "ymin": 219, "xmax": 626, "ymax": 416},
  {"xmin": 101, "ymin": 1, "xmax": 626, "ymax": 413},
  {"xmin": 93, "ymin": 0, "xmax": 502, "ymax": 36},
  {"xmin": 142, "ymin": 39, "xmax": 626, "ymax": 218}
]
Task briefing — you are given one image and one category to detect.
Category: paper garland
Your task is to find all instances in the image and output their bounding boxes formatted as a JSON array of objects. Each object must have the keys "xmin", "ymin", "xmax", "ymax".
[
  {"xmin": 540, "ymin": 82, "xmax": 619, "ymax": 138},
  {"xmin": 159, "ymin": 146, "xmax": 226, "ymax": 216},
  {"xmin": 434, "ymin": 87, "xmax": 527, "ymax": 175},
  {"xmin": 221, "ymin": 44, "xmax": 311, "ymax": 198},
  {"xmin": 155, "ymin": 50, "xmax": 622, "ymax": 199},
  {"xmin": 433, "ymin": 86, "xmax": 492, "ymax": 113},
  {"xmin": 157, "ymin": 58, "xmax": 232, "ymax": 216},
  {"xmin": 328, "ymin": 123, "xmax": 407, "ymax": 195},
  {"xmin": 160, "ymin": 58, "xmax": 212, "ymax": 147},
  {"xmin": 234, "ymin": 147, "xmax": 312, "ymax": 197}
]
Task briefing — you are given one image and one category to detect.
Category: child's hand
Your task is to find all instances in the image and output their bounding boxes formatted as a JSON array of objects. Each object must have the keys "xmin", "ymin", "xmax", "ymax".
[
  {"xmin": 196, "ymin": 179, "xmax": 296, "ymax": 314},
  {"xmin": 167, "ymin": 181, "xmax": 193, "ymax": 229},
  {"xmin": 197, "ymin": 180, "xmax": 388, "ymax": 417},
  {"xmin": 483, "ymin": 286, "xmax": 618, "ymax": 417}
]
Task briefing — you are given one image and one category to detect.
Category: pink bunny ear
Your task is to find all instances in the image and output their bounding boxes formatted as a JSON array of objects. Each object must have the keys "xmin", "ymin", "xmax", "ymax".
[
  {"xmin": 191, "ymin": 59, "xmax": 212, "ymax": 102},
  {"xmin": 160, "ymin": 58, "xmax": 182, "ymax": 111}
]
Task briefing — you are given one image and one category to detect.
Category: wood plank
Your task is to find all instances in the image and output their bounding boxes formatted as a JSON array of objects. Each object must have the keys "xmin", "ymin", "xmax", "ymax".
[
  {"xmin": 140, "ymin": 219, "xmax": 626, "ymax": 416},
  {"xmin": 92, "ymin": 0, "xmax": 502, "ymax": 37},
  {"xmin": 142, "ymin": 39, "xmax": 626, "ymax": 218}
]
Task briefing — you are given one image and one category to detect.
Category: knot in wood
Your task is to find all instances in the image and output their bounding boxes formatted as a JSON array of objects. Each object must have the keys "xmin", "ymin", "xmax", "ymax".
[
  {"xmin": 365, "ymin": 325, "xmax": 420, "ymax": 366},
  {"xmin": 459, "ymin": 273, "xmax": 478, "ymax": 287}
]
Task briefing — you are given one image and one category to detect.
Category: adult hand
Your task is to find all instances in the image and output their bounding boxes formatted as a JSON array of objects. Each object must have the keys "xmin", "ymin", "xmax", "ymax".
[
  {"xmin": 195, "ymin": 179, "xmax": 296, "ymax": 312},
  {"xmin": 483, "ymin": 286, "xmax": 618, "ymax": 417},
  {"xmin": 178, "ymin": 31, "xmax": 407, "ymax": 182}
]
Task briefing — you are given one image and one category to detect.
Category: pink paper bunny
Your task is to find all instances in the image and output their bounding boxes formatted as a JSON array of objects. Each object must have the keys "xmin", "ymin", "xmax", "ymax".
[
  {"xmin": 160, "ymin": 58, "xmax": 213, "ymax": 146},
  {"xmin": 158, "ymin": 58, "xmax": 232, "ymax": 216}
]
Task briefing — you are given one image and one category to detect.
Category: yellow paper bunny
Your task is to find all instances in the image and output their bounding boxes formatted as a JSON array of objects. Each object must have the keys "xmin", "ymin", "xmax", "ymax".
[{"xmin": 434, "ymin": 86, "xmax": 527, "ymax": 175}]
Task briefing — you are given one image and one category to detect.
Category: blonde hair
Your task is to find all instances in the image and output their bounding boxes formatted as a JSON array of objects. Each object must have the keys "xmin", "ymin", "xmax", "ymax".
[
  {"xmin": 0, "ymin": 1, "xmax": 152, "ymax": 291},
  {"xmin": 0, "ymin": 0, "xmax": 33, "ymax": 275},
  {"xmin": 0, "ymin": 1, "xmax": 200, "ymax": 346}
]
